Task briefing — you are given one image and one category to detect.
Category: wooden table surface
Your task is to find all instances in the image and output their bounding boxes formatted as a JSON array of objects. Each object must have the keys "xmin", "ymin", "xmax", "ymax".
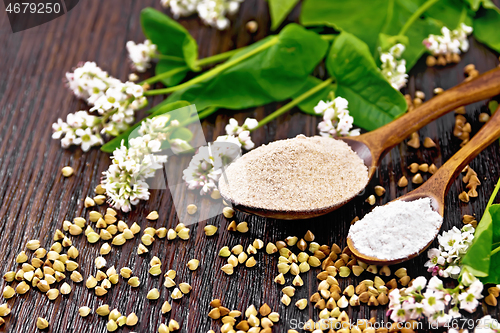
[{"xmin": 1, "ymin": 1, "xmax": 500, "ymax": 332}]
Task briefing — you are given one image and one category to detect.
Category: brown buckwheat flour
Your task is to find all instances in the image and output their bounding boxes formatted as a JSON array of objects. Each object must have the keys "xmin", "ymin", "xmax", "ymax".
[{"xmin": 218, "ymin": 135, "xmax": 368, "ymax": 211}]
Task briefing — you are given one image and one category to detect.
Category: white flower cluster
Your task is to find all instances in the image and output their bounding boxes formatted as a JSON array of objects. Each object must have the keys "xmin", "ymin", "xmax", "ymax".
[
  {"xmin": 126, "ymin": 39, "xmax": 158, "ymax": 72},
  {"xmin": 388, "ymin": 275, "xmax": 483, "ymax": 327},
  {"xmin": 52, "ymin": 111, "xmax": 103, "ymax": 151},
  {"xmin": 425, "ymin": 225, "xmax": 475, "ymax": 278},
  {"xmin": 102, "ymin": 115, "xmax": 172, "ymax": 212},
  {"xmin": 314, "ymin": 97, "xmax": 360, "ymax": 137},
  {"xmin": 160, "ymin": 0, "xmax": 243, "ymax": 30},
  {"xmin": 379, "ymin": 43, "xmax": 408, "ymax": 90},
  {"xmin": 182, "ymin": 135, "xmax": 241, "ymax": 195},
  {"xmin": 224, "ymin": 118, "xmax": 258, "ymax": 150},
  {"xmin": 423, "ymin": 23, "xmax": 473, "ymax": 56},
  {"xmin": 53, "ymin": 62, "xmax": 146, "ymax": 151}
]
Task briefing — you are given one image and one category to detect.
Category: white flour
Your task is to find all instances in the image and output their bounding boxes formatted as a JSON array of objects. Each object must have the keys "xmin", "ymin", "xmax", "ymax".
[{"xmin": 348, "ymin": 198, "xmax": 442, "ymax": 260}]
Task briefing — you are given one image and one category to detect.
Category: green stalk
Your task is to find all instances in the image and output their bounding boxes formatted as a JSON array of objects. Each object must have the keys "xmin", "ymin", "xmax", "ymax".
[
  {"xmin": 484, "ymin": 176, "xmax": 500, "ymax": 255},
  {"xmin": 142, "ymin": 49, "xmax": 242, "ymax": 86},
  {"xmin": 156, "ymin": 54, "xmax": 185, "ymax": 62},
  {"xmin": 141, "ymin": 66, "xmax": 189, "ymax": 85},
  {"xmin": 196, "ymin": 49, "xmax": 241, "ymax": 66},
  {"xmin": 381, "ymin": 0, "xmax": 395, "ymax": 34},
  {"xmin": 252, "ymin": 77, "xmax": 334, "ymax": 131},
  {"xmin": 144, "ymin": 37, "xmax": 279, "ymax": 96},
  {"xmin": 486, "ymin": 175, "xmax": 500, "ymax": 208},
  {"xmin": 180, "ymin": 106, "xmax": 219, "ymax": 127},
  {"xmin": 320, "ymin": 35, "xmax": 336, "ymax": 42},
  {"xmin": 491, "ymin": 245, "xmax": 500, "ymax": 256},
  {"xmin": 398, "ymin": 0, "xmax": 440, "ymax": 36}
]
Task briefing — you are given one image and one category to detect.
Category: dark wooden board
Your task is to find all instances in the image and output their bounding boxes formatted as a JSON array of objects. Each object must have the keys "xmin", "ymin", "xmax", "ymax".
[{"xmin": 0, "ymin": 1, "xmax": 499, "ymax": 332}]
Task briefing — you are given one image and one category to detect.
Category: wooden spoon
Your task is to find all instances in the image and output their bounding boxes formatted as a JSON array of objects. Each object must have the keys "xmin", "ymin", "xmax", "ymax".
[
  {"xmin": 221, "ymin": 67, "xmax": 500, "ymax": 219},
  {"xmin": 348, "ymin": 103, "xmax": 500, "ymax": 265}
]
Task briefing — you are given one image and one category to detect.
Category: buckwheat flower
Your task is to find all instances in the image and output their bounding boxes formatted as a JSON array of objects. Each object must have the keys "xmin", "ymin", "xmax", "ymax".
[
  {"xmin": 66, "ymin": 61, "xmax": 121, "ymax": 105},
  {"xmin": 223, "ymin": 119, "xmax": 257, "ymax": 150},
  {"xmin": 56, "ymin": 62, "xmax": 148, "ymax": 150},
  {"xmin": 379, "ymin": 43, "xmax": 408, "ymax": 90},
  {"xmin": 406, "ymin": 276, "xmax": 427, "ymax": 293},
  {"xmin": 52, "ymin": 119, "xmax": 69, "ymax": 139},
  {"xmin": 90, "ymin": 80, "xmax": 146, "ymax": 136},
  {"xmin": 52, "ymin": 111, "xmax": 103, "ymax": 151},
  {"xmin": 423, "ymin": 23, "xmax": 473, "ymax": 56},
  {"xmin": 161, "ymin": 0, "xmax": 198, "ymax": 17},
  {"xmin": 461, "ymin": 268, "xmax": 477, "ymax": 287},
  {"xmin": 242, "ymin": 118, "xmax": 258, "ymax": 130},
  {"xmin": 161, "ymin": 0, "xmax": 243, "ymax": 30},
  {"xmin": 237, "ymin": 131, "xmax": 254, "ymax": 150},
  {"xmin": 170, "ymin": 138, "xmax": 193, "ymax": 154},
  {"xmin": 182, "ymin": 146, "xmax": 222, "ymax": 195},
  {"xmin": 225, "ymin": 118, "xmax": 258, "ymax": 135},
  {"xmin": 212, "ymin": 135, "xmax": 242, "ymax": 165},
  {"xmin": 183, "ymin": 136, "xmax": 241, "ymax": 195},
  {"xmin": 197, "ymin": 0, "xmax": 242, "ymax": 30},
  {"xmin": 427, "ymin": 276, "xmax": 444, "ymax": 292},
  {"xmin": 388, "ymin": 289, "xmax": 403, "ymax": 307},
  {"xmin": 422, "ymin": 290, "xmax": 446, "ymax": 317},
  {"xmin": 458, "ymin": 290, "xmax": 480, "ymax": 313},
  {"xmin": 389, "ymin": 306, "xmax": 408, "ymax": 323},
  {"xmin": 428, "ymin": 311, "xmax": 452, "ymax": 327},
  {"xmin": 74, "ymin": 128, "xmax": 103, "ymax": 152},
  {"xmin": 314, "ymin": 100, "xmax": 334, "ymax": 115},
  {"xmin": 315, "ymin": 96, "xmax": 359, "ymax": 137},
  {"xmin": 102, "ymin": 116, "xmax": 175, "ymax": 211},
  {"xmin": 126, "ymin": 40, "xmax": 158, "ymax": 72}
]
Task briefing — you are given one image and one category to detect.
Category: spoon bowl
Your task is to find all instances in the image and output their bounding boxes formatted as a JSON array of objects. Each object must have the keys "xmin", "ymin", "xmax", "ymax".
[
  {"xmin": 221, "ymin": 67, "xmax": 500, "ymax": 219},
  {"xmin": 347, "ymin": 102, "xmax": 500, "ymax": 265}
]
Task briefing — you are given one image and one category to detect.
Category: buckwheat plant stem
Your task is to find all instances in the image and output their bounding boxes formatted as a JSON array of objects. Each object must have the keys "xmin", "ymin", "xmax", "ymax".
[
  {"xmin": 142, "ymin": 66, "xmax": 189, "ymax": 85},
  {"xmin": 143, "ymin": 49, "xmax": 243, "ymax": 86},
  {"xmin": 398, "ymin": 0, "xmax": 440, "ymax": 37},
  {"xmin": 144, "ymin": 37, "xmax": 279, "ymax": 96},
  {"xmin": 252, "ymin": 77, "xmax": 334, "ymax": 131}
]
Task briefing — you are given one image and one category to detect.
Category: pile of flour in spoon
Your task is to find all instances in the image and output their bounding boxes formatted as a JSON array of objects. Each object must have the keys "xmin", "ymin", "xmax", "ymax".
[
  {"xmin": 218, "ymin": 135, "xmax": 368, "ymax": 211},
  {"xmin": 348, "ymin": 198, "xmax": 443, "ymax": 260}
]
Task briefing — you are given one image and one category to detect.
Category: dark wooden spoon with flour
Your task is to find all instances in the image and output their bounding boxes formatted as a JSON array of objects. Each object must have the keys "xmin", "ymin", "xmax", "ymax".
[
  {"xmin": 221, "ymin": 67, "xmax": 500, "ymax": 219},
  {"xmin": 348, "ymin": 103, "xmax": 500, "ymax": 265}
]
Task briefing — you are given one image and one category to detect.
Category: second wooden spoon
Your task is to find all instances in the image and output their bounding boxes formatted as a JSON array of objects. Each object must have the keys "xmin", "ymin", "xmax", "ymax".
[{"xmin": 348, "ymin": 104, "xmax": 500, "ymax": 265}]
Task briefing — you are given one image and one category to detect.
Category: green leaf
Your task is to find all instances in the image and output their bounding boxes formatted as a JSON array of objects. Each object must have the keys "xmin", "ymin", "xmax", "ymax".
[
  {"xmin": 423, "ymin": 0, "xmax": 466, "ymax": 28},
  {"xmin": 463, "ymin": 175, "xmax": 500, "ymax": 284},
  {"xmin": 465, "ymin": 0, "xmax": 482, "ymax": 11},
  {"xmin": 141, "ymin": 8, "xmax": 198, "ymax": 69},
  {"xmin": 141, "ymin": 8, "xmax": 198, "ymax": 85},
  {"xmin": 462, "ymin": 205, "xmax": 495, "ymax": 277},
  {"xmin": 165, "ymin": 24, "xmax": 329, "ymax": 111},
  {"xmin": 300, "ymin": 0, "xmax": 389, "ymax": 53},
  {"xmin": 170, "ymin": 127, "xmax": 193, "ymax": 141},
  {"xmin": 378, "ymin": 33, "xmax": 409, "ymax": 52},
  {"xmin": 155, "ymin": 60, "xmax": 190, "ymax": 87},
  {"xmin": 300, "ymin": 0, "xmax": 461, "ymax": 72},
  {"xmin": 473, "ymin": 1, "xmax": 500, "ymax": 53},
  {"xmin": 100, "ymin": 101, "xmax": 192, "ymax": 153},
  {"xmin": 325, "ymin": 31, "xmax": 407, "ymax": 131},
  {"xmin": 295, "ymin": 76, "xmax": 337, "ymax": 116},
  {"xmin": 382, "ymin": 0, "xmax": 443, "ymax": 70},
  {"xmin": 269, "ymin": 0, "xmax": 300, "ymax": 31}
]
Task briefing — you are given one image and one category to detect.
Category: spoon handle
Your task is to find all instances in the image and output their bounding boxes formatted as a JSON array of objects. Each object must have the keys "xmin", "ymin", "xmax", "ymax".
[
  {"xmin": 361, "ymin": 67, "xmax": 500, "ymax": 167},
  {"xmin": 414, "ymin": 104, "xmax": 500, "ymax": 206}
]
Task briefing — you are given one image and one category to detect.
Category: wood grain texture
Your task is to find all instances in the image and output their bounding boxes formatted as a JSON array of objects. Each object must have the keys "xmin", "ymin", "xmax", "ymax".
[{"xmin": 0, "ymin": 1, "xmax": 499, "ymax": 332}]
